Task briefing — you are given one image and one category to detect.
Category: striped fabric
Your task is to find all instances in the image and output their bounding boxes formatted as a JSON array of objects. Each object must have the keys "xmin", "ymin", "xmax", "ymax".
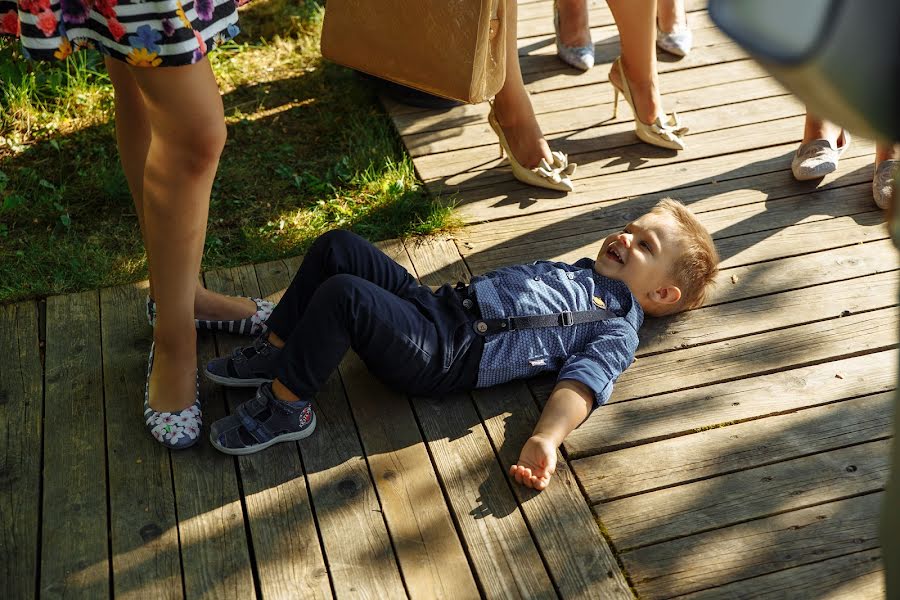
[{"xmin": 0, "ymin": 0, "xmax": 247, "ymax": 66}]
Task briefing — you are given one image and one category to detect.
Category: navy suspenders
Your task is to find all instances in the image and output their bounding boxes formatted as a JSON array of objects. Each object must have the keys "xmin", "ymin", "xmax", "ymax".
[{"xmin": 455, "ymin": 282, "xmax": 620, "ymax": 337}]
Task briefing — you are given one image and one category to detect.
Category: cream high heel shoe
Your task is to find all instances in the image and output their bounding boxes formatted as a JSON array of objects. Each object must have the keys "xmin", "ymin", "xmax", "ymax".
[
  {"xmin": 610, "ymin": 57, "xmax": 688, "ymax": 151},
  {"xmin": 487, "ymin": 104, "xmax": 576, "ymax": 192}
]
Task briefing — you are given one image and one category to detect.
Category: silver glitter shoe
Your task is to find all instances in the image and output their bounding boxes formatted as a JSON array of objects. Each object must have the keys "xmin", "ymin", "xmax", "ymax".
[
  {"xmin": 873, "ymin": 159, "xmax": 898, "ymax": 209},
  {"xmin": 790, "ymin": 130, "xmax": 851, "ymax": 181},
  {"xmin": 554, "ymin": 1, "xmax": 594, "ymax": 71},
  {"xmin": 656, "ymin": 22, "xmax": 693, "ymax": 57}
]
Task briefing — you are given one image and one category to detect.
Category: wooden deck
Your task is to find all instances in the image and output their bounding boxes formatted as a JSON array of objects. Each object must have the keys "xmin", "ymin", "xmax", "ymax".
[{"xmin": 1, "ymin": 0, "xmax": 895, "ymax": 597}]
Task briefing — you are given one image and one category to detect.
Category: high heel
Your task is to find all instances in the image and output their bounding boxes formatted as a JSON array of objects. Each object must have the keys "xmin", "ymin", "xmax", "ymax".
[
  {"xmin": 487, "ymin": 102, "xmax": 576, "ymax": 193},
  {"xmin": 553, "ymin": 0, "xmax": 594, "ymax": 71},
  {"xmin": 610, "ymin": 57, "xmax": 688, "ymax": 151}
]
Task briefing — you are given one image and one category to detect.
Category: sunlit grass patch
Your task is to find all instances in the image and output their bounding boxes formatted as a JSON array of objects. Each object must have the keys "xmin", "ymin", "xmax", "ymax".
[{"xmin": 0, "ymin": 0, "xmax": 457, "ymax": 304}]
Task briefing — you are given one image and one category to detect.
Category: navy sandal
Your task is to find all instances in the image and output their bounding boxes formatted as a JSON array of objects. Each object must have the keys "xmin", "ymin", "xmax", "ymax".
[
  {"xmin": 146, "ymin": 296, "xmax": 275, "ymax": 336},
  {"xmin": 205, "ymin": 334, "xmax": 280, "ymax": 388},
  {"xmin": 209, "ymin": 383, "xmax": 316, "ymax": 456},
  {"xmin": 143, "ymin": 342, "xmax": 203, "ymax": 450}
]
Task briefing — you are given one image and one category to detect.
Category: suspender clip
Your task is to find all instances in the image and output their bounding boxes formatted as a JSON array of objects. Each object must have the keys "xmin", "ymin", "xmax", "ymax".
[{"xmin": 559, "ymin": 311, "xmax": 575, "ymax": 326}]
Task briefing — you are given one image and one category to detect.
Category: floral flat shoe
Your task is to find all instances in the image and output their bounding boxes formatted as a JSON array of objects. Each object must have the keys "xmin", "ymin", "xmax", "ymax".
[
  {"xmin": 146, "ymin": 296, "xmax": 275, "ymax": 336},
  {"xmin": 143, "ymin": 342, "xmax": 202, "ymax": 450}
]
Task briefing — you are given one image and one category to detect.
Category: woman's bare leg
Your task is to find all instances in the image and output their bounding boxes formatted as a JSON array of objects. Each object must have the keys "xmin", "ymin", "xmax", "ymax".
[
  {"xmin": 657, "ymin": 0, "xmax": 686, "ymax": 33},
  {"xmin": 556, "ymin": 0, "xmax": 592, "ymax": 47},
  {"xmin": 801, "ymin": 112, "xmax": 843, "ymax": 146},
  {"xmin": 606, "ymin": 0, "xmax": 662, "ymax": 125},
  {"xmin": 122, "ymin": 58, "xmax": 223, "ymax": 412},
  {"xmin": 491, "ymin": 0, "xmax": 553, "ymax": 169},
  {"xmin": 106, "ymin": 57, "xmax": 258, "ymax": 323}
]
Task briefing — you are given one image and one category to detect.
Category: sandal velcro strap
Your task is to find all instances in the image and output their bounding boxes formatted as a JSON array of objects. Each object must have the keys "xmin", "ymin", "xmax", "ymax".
[{"xmin": 237, "ymin": 402, "xmax": 274, "ymax": 444}]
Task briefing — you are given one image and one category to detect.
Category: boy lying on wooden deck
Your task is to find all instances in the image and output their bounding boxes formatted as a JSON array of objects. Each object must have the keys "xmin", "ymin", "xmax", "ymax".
[{"xmin": 202, "ymin": 199, "xmax": 718, "ymax": 490}]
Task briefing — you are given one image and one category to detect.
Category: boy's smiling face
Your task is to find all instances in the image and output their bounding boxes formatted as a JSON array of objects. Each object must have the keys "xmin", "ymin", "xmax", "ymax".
[{"xmin": 594, "ymin": 211, "xmax": 685, "ymax": 314}]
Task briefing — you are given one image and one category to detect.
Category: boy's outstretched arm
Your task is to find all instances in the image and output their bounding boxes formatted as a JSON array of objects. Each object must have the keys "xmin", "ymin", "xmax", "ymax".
[{"xmin": 510, "ymin": 379, "xmax": 593, "ymax": 490}]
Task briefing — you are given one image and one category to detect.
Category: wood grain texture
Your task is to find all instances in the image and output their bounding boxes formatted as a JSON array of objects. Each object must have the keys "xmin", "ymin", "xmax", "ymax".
[
  {"xmin": 472, "ymin": 382, "xmax": 633, "ymax": 599},
  {"xmin": 0, "ymin": 302, "xmax": 43, "ymax": 600},
  {"xmin": 573, "ymin": 391, "xmax": 894, "ymax": 501},
  {"xmin": 99, "ymin": 283, "xmax": 181, "ymax": 599},
  {"xmin": 206, "ymin": 264, "xmax": 332, "ymax": 600},
  {"xmin": 566, "ymin": 349, "xmax": 897, "ymax": 457},
  {"xmin": 622, "ymin": 492, "xmax": 883, "ymax": 598},
  {"xmin": 171, "ymin": 269, "xmax": 255, "ymax": 600},
  {"xmin": 341, "ymin": 352, "xmax": 479, "ymax": 599},
  {"xmin": 41, "ymin": 291, "xmax": 108, "ymax": 599},
  {"xmin": 679, "ymin": 548, "xmax": 885, "ymax": 600},
  {"xmin": 413, "ymin": 392, "xmax": 554, "ymax": 599},
  {"xmin": 598, "ymin": 438, "xmax": 890, "ymax": 550},
  {"xmin": 302, "ymin": 372, "xmax": 406, "ymax": 599}
]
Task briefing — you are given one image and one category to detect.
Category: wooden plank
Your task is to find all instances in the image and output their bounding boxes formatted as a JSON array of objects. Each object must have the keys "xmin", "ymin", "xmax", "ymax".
[
  {"xmin": 453, "ymin": 144, "xmax": 875, "ymax": 250},
  {"xmin": 405, "ymin": 68, "xmax": 789, "ymax": 155},
  {"xmin": 472, "ymin": 382, "xmax": 633, "ymax": 599},
  {"xmin": 572, "ymin": 390, "xmax": 894, "ymax": 500},
  {"xmin": 99, "ymin": 282, "xmax": 181, "ymax": 599},
  {"xmin": 171, "ymin": 277, "xmax": 256, "ymax": 600},
  {"xmin": 597, "ymin": 438, "xmax": 890, "ymax": 550},
  {"xmin": 404, "ymin": 235, "xmax": 470, "ymax": 285},
  {"xmin": 679, "ymin": 547, "xmax": 885, "ymax": 600},
  {"xmin": 330, "ymin": 239, "xmax": 481, "ymax": 599},
  {"xmin": 415, "ymin": 98, "xmax": 806, "ymax": 183},
  {"xmin": 582, "ymin": 306, "xmax": 896, "ymax": 405},
  {"xmin": 390, "ymin": 59, "xmax": 769, "ymax": 134},
  {"xmin": 459, "ymin": 173, "xmax": 879, "ymax": 275},
  {"xmin": 451, "ymin": 140, "xmax": 876, "ymax": 223},
  {"xmin": 413, "ymin": 392, "xmax": 554, "ymax": 599},
  {"xmin": 566, "ymin": 349, "xmax": 897, "ymax": 458},
  {"xmin": 638, "ymin": 270, "xmax": 899, "ymax": 356},
  {"xmin": 0, "ymin": 302, "xmax": 42, "ymax": 600},
  {"xmin": 301, "ymin": 372, "xmax": 406, "ymax": 598},
  {"xmin": 621, "ymin": 492, "xmax": 883, "ymax": 598},
  {"xmin": 41, "ymin": 291, "xmax": 108, "ymax": 598},
  {"xmin": 340, "ymin": 352, "xmax": 479, "ymax": 599},
  {"xmin": 409, "ymin": 243, "xmax": 554, "ymax": 598},
  {"xmin": 519, "ymin": 11, "xmax": 719, "ymax": 51},
  {"xmin": 205, "ymin": 263, "xmax": 333, "ymax": 600},
  {"xmin": 524, "ymin": 40, "xmax": 748, "ymax": 95}
]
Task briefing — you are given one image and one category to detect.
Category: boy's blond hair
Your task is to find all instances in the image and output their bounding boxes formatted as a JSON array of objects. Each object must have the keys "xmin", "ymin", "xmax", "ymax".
[{"xmin": 651, "ymin": 199, "xmax": 719, "ymax": 314}]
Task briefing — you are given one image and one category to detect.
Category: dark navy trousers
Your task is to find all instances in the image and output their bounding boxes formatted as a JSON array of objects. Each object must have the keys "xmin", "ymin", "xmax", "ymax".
[{"xmin": 265, "ymin": 230, "xmax": 484, "ymax": 400}]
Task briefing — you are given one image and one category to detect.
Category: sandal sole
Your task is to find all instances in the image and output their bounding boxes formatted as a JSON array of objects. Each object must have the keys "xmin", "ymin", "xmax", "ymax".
[
  {"xmin": 210, "ymin": 412, "xmax": 317, "ymax": 456},
  {"xmin": 204, "ymin": 369, "xmax": 273, "ymax": 388}
]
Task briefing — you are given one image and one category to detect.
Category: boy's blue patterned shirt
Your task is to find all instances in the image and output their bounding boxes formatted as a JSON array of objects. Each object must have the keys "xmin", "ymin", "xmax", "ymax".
[{"xmin": 469, "ymin": 258, "xmax": 643, "ymax": 407}]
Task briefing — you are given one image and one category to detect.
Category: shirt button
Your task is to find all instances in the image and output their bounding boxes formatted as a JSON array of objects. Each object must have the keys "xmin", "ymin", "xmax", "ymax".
[
  {"xmin": 567, "ymin": 272, "xmax": 576, "ymax": 279},
  {"xmin": 533, "ymin": 276, "xmax": 540, "ymax": 281}
]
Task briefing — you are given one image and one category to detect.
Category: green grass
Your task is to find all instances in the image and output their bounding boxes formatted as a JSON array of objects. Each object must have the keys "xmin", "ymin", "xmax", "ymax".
[{"xmin": 0, "ymin": 0, "xmax": 459, "ymax": 304}]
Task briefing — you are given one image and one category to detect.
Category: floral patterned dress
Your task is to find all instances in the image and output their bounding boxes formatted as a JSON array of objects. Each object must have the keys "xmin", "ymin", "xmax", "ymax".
[{"xmin": 0, "ymin": 0, "xmax": 248, "ymax": 67}]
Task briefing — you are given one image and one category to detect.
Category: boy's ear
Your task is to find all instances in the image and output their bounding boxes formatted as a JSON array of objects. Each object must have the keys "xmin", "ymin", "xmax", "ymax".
[{"xmin": 651, "ymin": 284, "xmax": 682, "ymax": 306}]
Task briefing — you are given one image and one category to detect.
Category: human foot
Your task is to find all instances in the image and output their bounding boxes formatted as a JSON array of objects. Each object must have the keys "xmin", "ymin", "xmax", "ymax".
[
  {"xmin": 510, "ymin": 434, "xmax": 558, "ymax": 490},
  {"xmin": 146, "ymin": 292, "xmax": 275, "ymax": 336},
  {"xmin": 144, "ymin": 341, "xmax": 203, "ymax": 449},
  {"xmin": 609, "ymin": 58, "xmax": 663, "ymax": 126},
  {"xmin": 490, "ymin": 96, "xmax": 554, "ymax": 169}
]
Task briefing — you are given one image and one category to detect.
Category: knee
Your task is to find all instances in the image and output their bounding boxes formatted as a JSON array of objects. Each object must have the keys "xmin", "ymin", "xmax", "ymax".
[
  {"xmin": 308, "ymin": 229, "xmax": 363, "ymax": 266},
  {"xmin": 312, "ymin": 229, "xmax": 360, "ymax": 254},
  {"xmin": 176, "ymin": 119, "xmax": 226, "ymax": 176}
]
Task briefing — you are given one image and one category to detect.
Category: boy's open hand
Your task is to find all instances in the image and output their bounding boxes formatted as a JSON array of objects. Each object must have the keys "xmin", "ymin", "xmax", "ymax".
[{"xmin": 510, "ymin": 434, "xmax": 557, "ymax": 490}]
